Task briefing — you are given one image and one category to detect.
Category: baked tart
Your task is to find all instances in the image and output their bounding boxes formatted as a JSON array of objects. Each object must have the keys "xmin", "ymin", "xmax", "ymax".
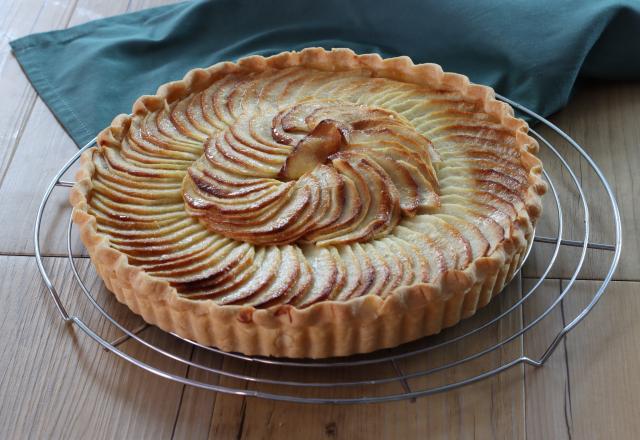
[{"xmin": 70, "ymin": 48, "xmax": 546, "ymax": 358}]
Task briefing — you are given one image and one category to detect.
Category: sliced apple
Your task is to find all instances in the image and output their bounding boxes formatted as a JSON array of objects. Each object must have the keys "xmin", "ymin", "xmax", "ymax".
[
  {"xmin": 294, "ymin": 246, "xmax": 339, "ymax": 307},
  {"xmin": 394, "ymin": 226, "xmax": 449, "ymax": 280},
  {"xmin": 333, "ymin": 245, "xmax": 364, "ymax": 301},
  {"xmin": 244, "ymin": 245, "xmax": 300, "ymax": 307},
  {"xmin": 305, "ymin": 172, "xmax": 361, "ymax": 243},
  {"xmin": 171, "ymin": 96, "xmax": 210, "ymax": 140},
  {"xmin": 278, "ymin": 119, "xmax": 345, "ymax": 180},
  {"xmin": 214, "ymin": 246, "xmax": 280, "ymax": 305}
]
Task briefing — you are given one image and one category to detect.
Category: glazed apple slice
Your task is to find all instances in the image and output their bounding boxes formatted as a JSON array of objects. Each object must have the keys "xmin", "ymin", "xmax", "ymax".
[
  {"xmin": 301, "ymin": 165, "xmax": 344, "ymax": 233},
  {"xmin": 170, "ymin": 97, "xmax": 211, "ymax": 140},
  {"xmin": 275, "ymin": 69, "xmax": 335, "ymax": 104},
  {"xmin": 214, "ymin": 246, "xmax": 280, "ymax": 305},
  {"xmin": 294, "ymin": 246, "xmax": 339, "ymax": 308},
  {"xmin": 123, "ymin": 235, "xmax": 219, "ymax": 267},
  {"xmin": 400, "ymin": 217, "xmax": 459, "ymax": 270},
  {"xmin": 183, "ymin": 175, "xmax": 291, "ymax": 215},
  {"xmin": 213, "ymin": 131, "xmax": 281, "ymax": 176},
  {"xmin": 278, "ymin": 119, "xmax": 345, "ymax": 180},
  {"xmin": 333, "ymin": 245, "xmax": 364, "ymax": 301},
  {"xmin": 394, "ymin": 226, "xmax": 449, "ymax": 280},
  {"xmin": 441, "ymin": 165, "xmax": 526, "ymax": 196},
  {"xmin": 244, "ymin": 245, "xmax": 301, "ymax": 307},
  {"xmin": 304, "ymin": 105, "xmax": 395, "ymax": 130},
  {"xmin": 94, "ymin": 153, "xmax": 182, "ymax": 187},
  {"xmin": 88, "ymin": 204, "xmax": 183, "ymax": 234},
  {"xmin": 434, "ymin": 214, "xmax": 490, "ymax": 260},
  {"xmin": 353, "ymin": 121, "xmax": 440, "ymax": 167},
  {"xmin": 384, "ymin": 237, "xmax": 427, "ymax": 285},
  {"xmin": 369, "ymin": 240, "xmax": 404, "ymax": 296},
  {"xmin": 257, "ymin": 67, "xmax": 308, "ymax": 108},
  {"xmin": 310, "ymin": 71, "xmax": 375, "ymax": 100},
  {"xmin": 109, "ymin": 227, "xmax": 211, "ymax": 258},
  {"xmin": 438, "ymin": 204, "xmax": 504, "ymax": 254},
  {"xmin": 199, "ymin": 75, "xmax": 233, "ymax": 132},
  {"xmin": 448, "ymin": 156, "xmax": 529, "ymax": 185},
  {"xmin": 225, "ymin": 72, "xmax": 259, "ymax": 119},
  {"xmin": 311, "ymin": 155, "xmax": 370, "ymax": 246},
  {"xmin": 243, "ymin": 173, "xmax": 324, "ymax": 244},
  {"xmin": 435, "ymin": 133, "xmax": 519, "ymax": 162},
  {"xmin": 208, "ymin": 73, "xmax": 245, "ymax": 127},
  {"xmin": 187, "ymin": 166, "xmax": 277, "ymax": 200},
  {"xmin": 403, "ymin": 215, "xmax": 472, "ymax": 269},
  {"xmin": 349, "ymin": 243, "xmax": 379, "ymax": 298},
  {"xmin": 194, "ymin": 156, "xmax": 276, "ymax": 188},
  {"xmin": 140, "ymin": 237, "xmax": 245, "ymax": 282},
  {"xmin": 129, "ymin": 116, "xmax": 198, "ymax": 161},
  {"xmin": 163, "ymin": 241, "xmax": 252, "ymax": 283},
  {"xmin": 274, "ymin": 100, "xmax": 329, "ymax": 140},
  {"xmin": 153, "ymin": 108, "xmax": 203, "ymax": 149},
  {"xmin": 304, "ymin": 172, "xmax": 361, "ymax": 243},
  {"xmin": 178, "ymin": 246, "xmax": 265, "ymax": 297},
  {"xmin": 388, "ymin": 236, "xmax": 432, "ymax": 283},
  {"xmin": 381, "ymin": 237, "xmax": 415, "ymax": 286},
  {"xmin": 202, "ymin": 133, "xmax": 272, "ymax": 177},
  {"xmin": 224, "ymin": 130, "xmax": 288, "ymax": 167},
  {"xmin": 139, "ymin": 234, "xmax": 230, "ymax": 271},
  {"xmin": 107, "ymin": 221, "xmax": 202, "ymax": 247},
  {"xmin": 93, "ymin": 175, "xmax": 182, "ymax": 205},
  {"xmin": 322, "ymin": 152, "xmax": 400, "ymax": 244},
  {"xmin": 443, "ymin": 186, "xmax": 518, "ymax": 220},
  {"xmin": 186, "ymin": 92, "xmax": 221, "ymax": 133},
  {"xmin": 96, "ymin": 215, "xmax": 193, "ymax": 241},
  {"xmin": 327, "ymin": 247, "xmax": 348, "ymax": 300},
  {"xmin": 280, "ymin": 246, "xmax": 313, "ymax": 305},
  {"xmin": 327, "ymin": 76, "xmax": 379, "ymax": 103},
  {"xmin": 232, "ymin": 115, "xmax": 291, "ymax": 155},
  {"xmin": 441, "ymin": 193, "xmax": 511, "ymax": 236},
  {"xmin": 350, "ymin": 148, "xmax": 438, "ymax": 215},
  {"xmin": 348, "ymin": 136, "xmax": 438, "ymax": 190},
  {"xmin": 204, "ymin": 184, "xmax": 313, "ymax": 245},
  {"xmin": 120, "ymin": 132, "xmax": 194, "ymax": 167}
]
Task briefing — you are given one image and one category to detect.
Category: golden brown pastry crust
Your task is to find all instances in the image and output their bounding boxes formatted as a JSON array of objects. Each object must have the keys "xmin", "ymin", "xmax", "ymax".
[{"xmin": 70, "ymin": 48, "xmax": 546, "ymax": 358}]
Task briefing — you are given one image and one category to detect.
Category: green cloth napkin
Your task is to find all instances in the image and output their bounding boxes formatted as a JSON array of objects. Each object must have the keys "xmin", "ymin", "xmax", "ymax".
[{"xmin": 10, "ymin": 0, "xmax": 640, "ymax": 147}]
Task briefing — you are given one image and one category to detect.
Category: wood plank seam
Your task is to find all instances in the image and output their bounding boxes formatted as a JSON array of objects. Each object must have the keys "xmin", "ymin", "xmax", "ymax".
[
  {"xmin": 559, "ymin": 301, "xmax": 574, "ymax": 439},
  {"xmin": 169, "ymin": 345, "xmax": 194, "ymax": 440},
  {"xmin": 0, "ymin": 0, "xmax": 80, "ymax": 190}
]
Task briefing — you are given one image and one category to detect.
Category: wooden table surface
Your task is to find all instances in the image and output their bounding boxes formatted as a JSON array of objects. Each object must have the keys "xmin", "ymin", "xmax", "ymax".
[{"xmin": 1, "ymin": 1, "xmax": 639, "ymax": 439}]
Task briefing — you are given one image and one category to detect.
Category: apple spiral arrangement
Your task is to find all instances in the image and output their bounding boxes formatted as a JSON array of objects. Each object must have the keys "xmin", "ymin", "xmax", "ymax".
[
  {"xmin": 79, "ymin": 49, "xmax": 546, "ymax": 316},
  {"xmin": 183, "ymin": 99, "xmax": 441, "ymax": 247}
]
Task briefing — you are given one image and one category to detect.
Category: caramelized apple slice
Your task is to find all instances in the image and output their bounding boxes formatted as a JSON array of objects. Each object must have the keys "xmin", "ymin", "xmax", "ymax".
[
  {"xmin": 294, "ymin": 246, "xmax": 339, "ymax": 307},
  {"xmin": 278, "ymin": 119, "xmax": 346, "ymax": 180}
]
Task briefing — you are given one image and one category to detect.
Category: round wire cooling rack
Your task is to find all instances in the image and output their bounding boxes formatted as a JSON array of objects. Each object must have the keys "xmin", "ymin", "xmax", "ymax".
[{"xmin": 34, "ymin": 95, "xmax": 622, "ymax": 404}]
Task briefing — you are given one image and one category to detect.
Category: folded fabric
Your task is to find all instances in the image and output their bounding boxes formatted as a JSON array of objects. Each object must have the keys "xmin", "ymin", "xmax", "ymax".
[{"xmin": 10, "ymin": 0, "xmax": 640, "ymax": 147}]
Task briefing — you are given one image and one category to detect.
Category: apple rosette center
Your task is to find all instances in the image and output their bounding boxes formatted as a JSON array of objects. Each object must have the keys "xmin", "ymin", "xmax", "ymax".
[{"xmin": 182, "ymin": 99, "xmax": 441, "ymax": 246}]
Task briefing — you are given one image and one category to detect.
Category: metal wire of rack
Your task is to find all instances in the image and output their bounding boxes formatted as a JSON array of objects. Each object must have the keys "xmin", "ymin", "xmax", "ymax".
[{"xmin": 34, "ymin": 95, "xmax": 622, "ymax": 404}]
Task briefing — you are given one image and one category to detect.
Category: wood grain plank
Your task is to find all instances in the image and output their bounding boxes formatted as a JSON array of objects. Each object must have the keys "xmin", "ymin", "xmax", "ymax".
[
  {"xmin": 521, "ymin": 278, "xmax": 570, "ymax": 440},
  {"xmin": 522, "ymin": 81, "xmax": 640, "ymax": 281},
  {"xmin": 173, "ymin": 276, "xmax": 525, "ymax": 439},
  {"xmin": 523, "ymin": 279, "xmax": 640, "ymax": 440},
  {"xmin": 562, "ymin": 280, "xmax": 640, "ymax": 439},
  {"xmin": 0, "ymin": 256, "xmax": 191, "ymax": 439},
  {"xmin": 0, "ymin": 98, "xmax": 84, "ymax": 256},
  {"xmin": 0, "ymin": 0, "xmax": 76, "ymax": 186},
  {"xmin": 171, "ymin": 348, "xmax": 223, "ymax": 440},
  {"xmin": 69, "ymin": 0, "xmax": 177, "ymax": 27}
]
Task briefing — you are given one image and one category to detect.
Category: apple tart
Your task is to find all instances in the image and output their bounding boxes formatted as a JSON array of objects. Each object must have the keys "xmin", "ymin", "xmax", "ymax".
[{"xmin": 70, "ymin": 48, "xmax": 546, "ymax": 358}]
